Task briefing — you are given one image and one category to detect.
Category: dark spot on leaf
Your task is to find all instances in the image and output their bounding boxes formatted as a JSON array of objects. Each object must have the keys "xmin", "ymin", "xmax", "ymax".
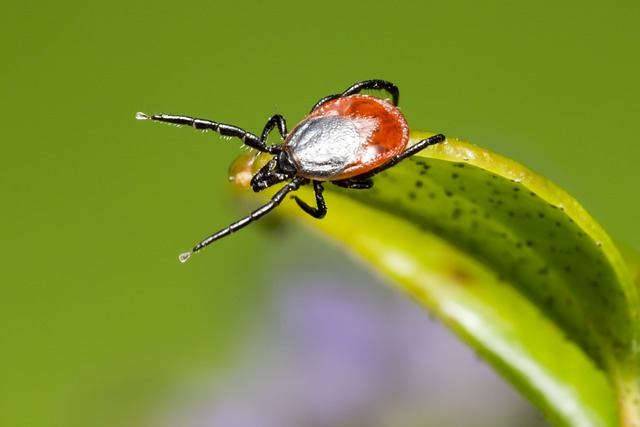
[
  {"xmin": 450, "ymin": 267, "xmax": 474, "ymax": 284},
  {"xmin": 445, "ymin": 191, "xmax": 453, "ymax": 197},
  {"xmin": 452, "ymin": 173, "xmax": 459, "ymax": 179},
  {"xmin": 415, "ymin": 180, "xmax": 423, "ymax": 188},
  {"xmin": 408, "ymin": 192, "xmax": 416, "ymax": 200},
  {"xmin": 538, "ymin": 213, "xmax": 545, "ymax": 218},
  {"xmin": 508, "ymin": 211, "xmax": 515, "ymax": 217},
  {"xmin": 525, "ymin": 240, "xmax": 533, "ymax": 247}
]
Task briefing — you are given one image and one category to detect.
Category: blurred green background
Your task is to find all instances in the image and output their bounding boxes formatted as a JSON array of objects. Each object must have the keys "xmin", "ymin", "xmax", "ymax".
[{"xmin": 1, "ymin": 1, "xmax": 639, "ymax": 426}]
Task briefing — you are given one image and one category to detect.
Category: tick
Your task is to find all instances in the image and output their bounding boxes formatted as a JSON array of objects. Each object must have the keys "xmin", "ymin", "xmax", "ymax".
[{"xmin": 136, "ymin": 80, "xmax": 446, "ymax": 262}]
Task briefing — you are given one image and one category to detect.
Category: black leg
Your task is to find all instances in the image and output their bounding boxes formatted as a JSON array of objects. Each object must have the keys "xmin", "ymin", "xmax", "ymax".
[
  {"xmin": 332, "ymin": 178, "xmax": 374, "ymax": 189},
  {"xmin": 178, "ymin": 177, "xmax": 307, "ymax": 262},
  {"xmin": 355, "ymin": 134, "xmax": 447, "ymax": 180},
  {"xmin": 260, "ymin": 114, "xmax": 288, "ymax": 141},
  {"xmin": 291, "ymin": 180, "xmax": 327, "ymax": 219},
  {"xmin": 310, "ymin": 80, "xmax": 400, "ymax": 112},
  {"xmin": 340, "ymin": 80, "xmax": 400, "ymax": 106},
  {"xmin": 135, "ymin": 112, "xmax": 280, "ymax": 154},
  {"xmin": 309, "ymin": 94, "xmax": 341, "ymax": 113}
]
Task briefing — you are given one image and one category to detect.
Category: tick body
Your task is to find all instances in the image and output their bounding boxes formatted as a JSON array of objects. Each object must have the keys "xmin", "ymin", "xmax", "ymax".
[
  {"xmin": 284, "ymin": 95, "xmax": 409, "ymax": 180},
  {"xmin": 136, "ymin": 80, "xmax": 446, "ymax": 262}
]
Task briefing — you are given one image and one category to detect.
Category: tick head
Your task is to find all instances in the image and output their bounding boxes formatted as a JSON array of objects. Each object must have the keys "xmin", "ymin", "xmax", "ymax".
[
  {"xmin": 248, "ymin": 151, "xmax": 298, "ymax": 192},
  {"xmin": 228, "ymin": 151, "xmax": 274, "ymax": 190},
  {"xmin": 276, "ymin": 150, "xmax": 297, "ymax": 175}
]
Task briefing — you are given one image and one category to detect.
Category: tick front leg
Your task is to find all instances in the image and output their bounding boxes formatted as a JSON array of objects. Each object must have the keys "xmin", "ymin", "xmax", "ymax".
[
  {"xmin": 291, "ymin": 180, "xmax": 327, "ymax": 219},
  {"xmin": 135, "ymin": 112, "xmax": 279, "ymax": 154},
  {"xmin": 178, "ymin": 176, "xmax": 306, "ymax": 262}
]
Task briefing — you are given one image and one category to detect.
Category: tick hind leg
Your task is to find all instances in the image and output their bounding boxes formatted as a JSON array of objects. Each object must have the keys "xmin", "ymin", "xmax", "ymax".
[
  {"xmin": 332, "ymin": 178, "xmax": 374, "ymax": 190},
  {"xmin": 354, "ymin": 134, "xmax": 447, "ymax": 180},
  {"xmin": 310, "ymin": 80, "xmax": 400, "ymax": 112},
  {"xmin": 291, "ymin": 180, "xmax": 327, "ymax": 219}
]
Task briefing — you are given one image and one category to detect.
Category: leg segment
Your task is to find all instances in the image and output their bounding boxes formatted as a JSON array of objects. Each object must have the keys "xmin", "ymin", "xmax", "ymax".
[
  {"xmin": 310, "ymin": 80, "xmax": 400, "ymax": 112},
  {"xmin": 331, "ymin": 178, "xmax": 373, "ymax": 190},
  {"xmin": 260, "ymin": 114, "xmax": 288, "ymax": 142},
  {"xmin": 138, "ymin": 113, "xmax": 280, "ymax": 154},
  {"xmin": 340, "ymin": 80, "xmax": 400, "ymax": 106},
  {"xmin": 354, "ymin": 134, "xmax": 447, "ymax": 180},
  {"xmin": 179, "ymin": 177, "xmax": 307, "ymax": 262},
  {"xmin": 291, "ymin": 180, "xmax": 327, "ymax": 219}
]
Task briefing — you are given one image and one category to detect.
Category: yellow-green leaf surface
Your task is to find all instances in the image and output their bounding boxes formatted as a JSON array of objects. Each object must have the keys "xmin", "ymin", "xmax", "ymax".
[{"xmin": 230, "ymin": 132, "xmax": 640, "ymax": 426}]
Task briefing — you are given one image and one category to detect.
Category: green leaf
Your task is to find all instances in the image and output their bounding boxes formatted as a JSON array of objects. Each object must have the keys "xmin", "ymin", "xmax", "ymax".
[{"xmin": 230, "ymin": 132, "xmax": 640, "ymax": 426}]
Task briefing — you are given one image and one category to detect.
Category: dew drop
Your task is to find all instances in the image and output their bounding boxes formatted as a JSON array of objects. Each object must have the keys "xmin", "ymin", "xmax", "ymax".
[
  {"xmin": 178, "ymin": 251, "xmax": 193, "ymax": 263},
  {"xmin": 135, "ymin": 112, "xmax": 149, "ymax": 120}
]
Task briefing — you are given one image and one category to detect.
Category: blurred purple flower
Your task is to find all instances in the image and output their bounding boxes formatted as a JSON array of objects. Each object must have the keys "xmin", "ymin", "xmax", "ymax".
[{"xmin": 158, "ymin": 278, "xmax": 546, "ymax": 427}]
